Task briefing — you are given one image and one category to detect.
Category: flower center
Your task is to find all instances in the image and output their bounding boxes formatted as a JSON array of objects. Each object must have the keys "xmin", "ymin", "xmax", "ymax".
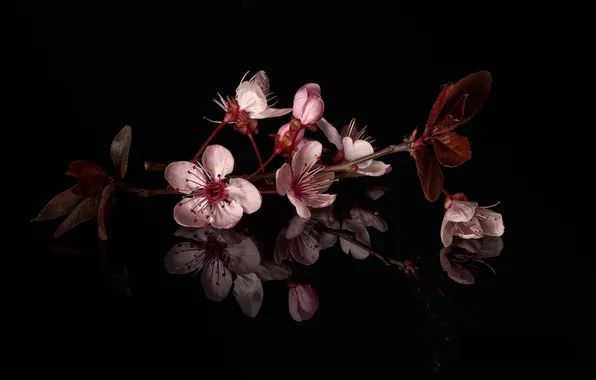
[{"xmin": 203, "ymin": 180, "xmax": 227, "ymax": 202}]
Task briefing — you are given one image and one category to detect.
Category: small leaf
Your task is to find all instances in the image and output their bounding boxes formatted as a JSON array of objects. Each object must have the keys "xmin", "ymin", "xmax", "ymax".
[
  {"xmin": 98, "ymin": 183, "xmax": 117, "ymax": 240},
  {"xmin": 431, "ymin": 132, "xmax": 472, "ymax": 167},
  {"xmin": 412, "ymin": 145, "xmax": 444, "ymax": 202},
  {"xmin": 67, "ymin": 160, "xmax": 109, "ymax": 197},
  {"xmin": 110, "ymin": 125, "xmax": 132, "ymax": 180},
  {"xmin": 425, "ymin": 82, "xmax": 454, "ymax": 133},
  {"xmin": 32, "ymin": 186, "xmax": 84, "ymax": 222},
  {"xmin": 53, "ymin": 197, "xmax": 99, "ymax": 238}
]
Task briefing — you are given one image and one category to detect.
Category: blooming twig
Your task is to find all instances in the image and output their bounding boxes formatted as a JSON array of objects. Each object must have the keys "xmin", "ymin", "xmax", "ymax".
[{"xmin": 319, "ymin": 141, "xmax": 412, "ymax": 173}]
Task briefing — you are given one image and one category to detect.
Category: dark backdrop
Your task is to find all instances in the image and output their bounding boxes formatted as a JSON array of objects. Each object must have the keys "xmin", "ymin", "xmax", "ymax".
[{"xmin": 7, "ymin": 0, "xmax": 590, "ymax": 375}]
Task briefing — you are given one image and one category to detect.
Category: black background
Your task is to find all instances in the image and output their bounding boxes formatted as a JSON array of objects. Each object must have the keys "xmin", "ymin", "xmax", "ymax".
[{"xmin": 6, "ymin": 0, "xmax": 591, "ymax": 375}]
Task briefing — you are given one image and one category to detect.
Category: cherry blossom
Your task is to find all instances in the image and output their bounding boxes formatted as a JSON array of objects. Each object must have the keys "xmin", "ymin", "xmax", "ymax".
[
  {"xmin": 440, "ymin": 192, "xmax": 504, "ymax": 247},
  {"xmin": 165, "ymin": 145, "xmax": 262, "ymax": 229},
  {"xmin": 288, "ymin": 282, "xmax": 319, "ymax": 322},
  {"xmin": 292, "ymin": 83, "xmax": 324, "ymax": 126},
  {"xmin": 271, "ymin": 122, "xmax": 305, "ymax": 157},
  {"xmin": 340, "ymin": 208, "xmax": 388, "ymax": 259},
  {"xmin": 317, "ymin": 118, "xmax": 391, "ymax": 176},
  {"xmin": 440, "ymin": 236, "xmax": 503, "ymax": 284},
  {"xmin": 276, "ymin": 141, "xmax": 336, "ymax": 219}
]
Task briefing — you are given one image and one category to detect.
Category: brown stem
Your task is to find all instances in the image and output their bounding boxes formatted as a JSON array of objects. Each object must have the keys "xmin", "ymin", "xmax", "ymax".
[
  {"xmin": 320, "ymin": 141, "xmax": 412, "ymax": 173},
  {"xmin": 144, "ymin": 161, "xmax": 168, "ymax": 172},
  {"xmin": 248, "ymin": 133, "xmax": 264, "ymax": 168},
  {"xmin": 123, "ymin": 184, "xmax": 179, "ymax": 197},
  {"xmin": 192, "ymin": 120, "xmax": 227, "ymax": 162}
]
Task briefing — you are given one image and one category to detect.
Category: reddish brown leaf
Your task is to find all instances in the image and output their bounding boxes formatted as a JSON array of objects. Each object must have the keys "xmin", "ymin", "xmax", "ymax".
[
  {"xmin": 431, "ymin": 132, "xmax": 472, "ymax": 167},
  {"xmin": 53, "ymin": 197, "xmax": 99, "ymax": 238},
  {"xmin": 110, "ymin": 125, "xmax": 132, "ymax": 180},
  {"xmin": 67, "ymin": 160, "xmax": 110, "ymax": 198},
  {"xmin": 425, "ymin": 82, "xmax": 454, "ymax": 133},
  {"xmin": 412, "ymin": 145, "xmax": 444, "ymax": 202},
  {"xmin": 98, "ymin": 183, "xmax": 117, "ymax": 240},
  {"xmin": 32, "ymin": 186, "xmax": 84, "ymax": 222}
]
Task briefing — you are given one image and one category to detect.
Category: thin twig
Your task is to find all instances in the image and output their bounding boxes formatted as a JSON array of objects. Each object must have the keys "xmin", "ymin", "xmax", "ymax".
[
  {"xmin": 320, "ymin": 141, "xmax": 412, "ymax": 173},
  {"xmin": 144, "ymin": 161, "xmax": 168, "ymax": 172},
  {"xmin": 123, "ymin": 185, "xmax": 179, "ymax": 197}
]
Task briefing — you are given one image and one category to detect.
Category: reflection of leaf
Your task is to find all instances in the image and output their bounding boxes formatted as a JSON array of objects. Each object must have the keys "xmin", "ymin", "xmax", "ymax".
[
  {"xmin": 431, "ymin": 132, "xmax": 472, "ymax": 167},
  {"xmin": 110, "ymin": 125, "xmax": 132, "ymax": 180},
  {"xmin": 412, "ymin": 145, "xmax": 444, "ymax": 202},
  {"xmin": 98, "ymin": 183, "xmax": 117, "ymax": 240},
  {"xmin": 110, "ymin": 265, "xmax": 132, "ymax": 297},
  {"xmin": 53, "ymin": 197, "xmax": 99, "ymax": 238},
  {"xmin": 32, "ymin": 186, "xmax": 84, "ymax": 222},
  {"xmin": 67, "ymin": 160, "xmax": 109, "ymax": 197},
  {"xmin": 47, "ymin": 240, "xmax": 83, "ymax": 255}
]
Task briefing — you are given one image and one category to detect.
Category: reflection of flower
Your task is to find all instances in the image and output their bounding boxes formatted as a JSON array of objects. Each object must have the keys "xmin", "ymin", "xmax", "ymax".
[
  {"xmin": 165, "ymin": 145, "xmax": 262, "ymax": 229},
  {"xmin": 274, "ymin": 207, "xmax": 339, "ymax": 266},
  {"xmin": 340, "ymin": 208, "xmax": 388, "ymax": 259},
  {"xmin": 440, "ymin": 193, "xmax": 504, "ymax": 247},
  {"xmin": 317, "ymin": 118, "xmax": 391, "ymax": 177},
  {"xmin": 276, "ymin": 141, "xmax": 336, "ymax": 219},
  {"xmin": 440, "ymin": 236, "xmax": 503, "ymax": 285},
  {"xmin": 288, "ymin": 282, "xmax": 319, "ymax": 322}
]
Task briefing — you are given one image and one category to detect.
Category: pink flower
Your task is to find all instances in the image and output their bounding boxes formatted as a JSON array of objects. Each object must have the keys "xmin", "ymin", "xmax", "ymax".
[
  {"xmin": 292, "ymin": 83, "xmax": 324, "ymax": 126},
  {"xmin": 276, "ymin": 141, "xmax": 336, "ymax": 219},
  {"xmin": 165, "ymin": 145, "xmax": 262, "ymax": 229},
  {"xmin": 340, "ymin": 208, "xmax": 388, "ymax": 259},
  {"xmin": 316, "ymin": 118, "xmax": 391, "ymax": 177},
  {"xmin": 288, "ymin": 283, "xmax": 319, "ymax": 322},
  {"xmin": 271, "ymin": 122, "xmax": 305, "ymax": 156},
  {"xmin": 440, "ymin": 193, "xmax": 504, "ymax": 247},
  {"xmin": 440, "ymin": 236, "xmax": 503, "ymax": 284}
]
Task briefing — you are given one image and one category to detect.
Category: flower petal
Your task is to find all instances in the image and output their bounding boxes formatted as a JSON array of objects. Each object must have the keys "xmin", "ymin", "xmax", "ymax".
[
  {"xmin": 233, "ymin": 273, "xmax": 264, "ymax": 318},
  {"xmin": 289, "ymin": 232, "xmax": 320, "ymax": 265},
  {"xmin": 291, "ymin": 140, "xmax": 323, "ymax": 178},
  {"xmin": 209, "ymin": 200, "xmax": 243, "ymax": 229},
  {"xmin": 253, "ymin": 107, "xmax": 292, "ymax": 119},
  {"xmin": 453, "ymin": 218, "xmax": 484, "ymax": 241},
  {"xmin": 174, "ymin": 226, "xmax": 206, "ymax": 240},
  {"xmin": 275, "ymin": 163, "xmax": 293, "ymax": 196},
  {"xmin": 250, "ymin": 70, "xmax": 270, "ymax": 95},
  {"xmin": 285, "ymin": 214, "xmax": 310, "ymax": 239},
  {"xmin": 340, "ymin": 219, "xmax": 371, "ymax": 259},
  {"xmin": 226, "ymin": 178, "xmax": 262, "ymax": 214},
  {"xmin": 226, "ymin": 235, "xmax": 260, "ymax": 275},
  {"xmin": 476, "ymin": 236, "xmax": 504, "ymax": 258},
  {"xmin": 299, "ymin": 92, "xmax": 325, "ymax": 125},
  {"xmin": 173, "ymin": 197, "xmax": 209, "ymax": 227},
  {"xmin": 255, "ymin": 260, "xmax": 292, "ymax": 281},
  {"xmin": 165, "ymin": 161, "xmax": 207, "ymax": 194},
  {"xmin": 110, "ymin": 125, "xmax": 132, "ymax": 180},
  {"xmin": 316, "ymin": 118, "xmax": 343, "ymax": 149},
  {"xmin": 356, "ymin": 160, "xmax": 392, "ymax": 177},
  {"xmin": 445, "ymin": 200, "xmax": 478, "ymax": 222},
  {"xmin": 202, "ymin": 145, "xmax": 234, "ymax": 179},
  {"xmin": 201, "ymin": 260, "xmax": 233, "ymax": 301},
  {"xmin": 287, "ymin": 192, "xmax": 311, "ymax": 219},
  {"xmin": 53, "ymin": 197, "xmax": 99, "ymax": 239},
  {"xmin": 164, "ymin": 242, "xmax": 206, "ymax": 274},
  {"xmin": 311, "ymin": 169, "xmax": 335, "ymax": 193},
  {"xmin": 440, "ymin": 218, "xmax": 455, "ymax": 247},
  {"xmin": 293, "ymin": 83, "xmax": 321, "ymax": 119},
  {"xmin": 274, "ymin": 228, "xmax": 289, "ymax": 264},
  {"xmin": 31, "ymin": 186, "xmax": 84, "ymax": 222},
  {"xmin": 318, "ymin": 220, "xmax": 339, "ymax": 250},
  {"xmin": 439, "ymin": 247, "xmax": 475, "ymax": 285},
  {"xmin": 236, "ymin": 82, "xmax": 267, "ymax": 114},
  {"xmin": 342, "ymin": 137, "xmax": 374, "ymax": 168},
  {"xmin": 349, "ymin": 208, "xmax": 388, "ymax": 232},
  {"xmin": 303, "ymin": 193, "xmax": 336, "ymax": 209},
  {"xmin": 288, "ymin": 287, "xmax": 302, "ymax": 322},
  {"xmin": 296, "ymin": 284, "xmax": 318, "ymax": 316},
  {"xmin": 475, "ymin": 208, "xmax": 505, "ymax": 237}
]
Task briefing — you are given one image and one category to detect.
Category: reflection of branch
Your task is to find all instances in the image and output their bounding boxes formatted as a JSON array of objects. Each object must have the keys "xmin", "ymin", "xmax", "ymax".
[
  {"xmin": 320, "ymin": 141, "xmax": 412, "ymax": 173},
  {"xmin": 123, "ymin": 184, "xmax": 179, "ymax": 197},
  {"xmin": 319, "ymin": 226, "xmax": 404, "ymax": 269}
]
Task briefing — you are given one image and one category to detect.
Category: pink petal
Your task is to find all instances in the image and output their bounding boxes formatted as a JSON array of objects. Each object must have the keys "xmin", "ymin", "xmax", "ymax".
[
  {"xmin": 236, "ymin": 82, "xmax": 267, "ymax": 114},
  {"xmin": 98, "ymin": 183, "xmax": 117, "ymax": 240},
  {"xmin": 233, "ymin": 273, "xmax": 264, "ymax": 318},
  {"xmin": 294, "ymin": 136, "xmax": 312, "ymax": 151},
  {"xmin": 53, "ymin": 197, "xmax": 99, "ymax": 239},
  {"xmin": 342, "ymin": 137, "xmax": 374, "ymax": 168},
  {"xmin": 303, "ymin": 193, "xmax": 336, "ymax": 209},
  {"xmin": 226, "ymin": 178, "xmax": 262, "ymax": 214},
  {"xmin": 201, "ymin": 260, "xmax": 233, "ymax": 301},
  {"xmin": 209, "ymin": 200, "xmax": 243, "ymax": 229},
  {"xmin": 253, "ymin": 107, "xmax": 292, "ymax": 119},
  {"xmin": 288, "ymin": 287, "xmax": 303, "ymax": 322},
  {"xmin": 32, "ymin": 186, "xmax": 84, "ymax": 222},
  {"xmin": 173, "ymin": 197, "xmax": 209, "ymax": 227},
  {"xmin": 316, "ymin": 118, "xmax": 343, "ymax": 149},
  {"xmin": 445, "ymin": 200, "xmax": 478, "ymax": 222},
  {"xmin": 296, "ymin": 284, "xmax": 318, "ymax": 316},
  {"xmin": 164, "ymin": 242, "xmax": 206, "ymax": 274},
  {"xmin": 275, "ymin": 163, "xmax": 293, "ymax": 196},
  {"xmin": 250, "ymin": 70, "xmax": 270, "ymax": 95},
  {"xmin": 453, "ymin": 218, "xmax": 484, "ymax": 240},
  {"xmin": 474, "ymin": 208, "xmax": 505, "ymax": 237},
  {"xmin": 291, "ymin": 140, "xmax": 322, "ymax": 179},
  {"xmin": 289, "ymin": 232, "xmax": 320, "ymax": 265},
  {"xmin": 287, "ymin": 192, "xmax": 311, "ymax": 219},
  {"xmin": 226, "ymin": 235, "xmax": 261, "ymax": 275},
  {"xmin": 357, "ymin": 160, "xmax": 392, "ymax": 177},
  {"xmin": 285, "ymin": 214, "xmax": 309, "ymax": 239},
  {"xmin": 299, "ymin": 92, "xmax": 324, "ymax": 125},
  {"xmin": 349, "ymin": 208, "xmax": 388, "ymax": 232},
  {"xmin": 440, "ymin": 218, "xmax": 455, "ymax": 247},
  {"xmin": 311, "ymin": 170, "xmax": 335, "ymax": 193},
  {"xmin": 165, "ymin": 161, "xmax": 207, "ymax": 194},
  {"xmin": 202, "ymin": 145, "xmax": 234, "ymax": 179},
  {"xmin": 293, "ymin": 83, "xmax": 321, "ymax": 119},
  {"xmin": 340, "ymin": 219, "xmax": 371, "ymax": 259},
  {"xmin": 255, "ymin": 261, "xmax": 292, "ymax": 281},
  {"xmin": 110, "ymin": 125, "xmax": 132, "ymax": 180},
  {"xmin": 274, "ymin": 228, "xmax": 289, "ymax": 264}
]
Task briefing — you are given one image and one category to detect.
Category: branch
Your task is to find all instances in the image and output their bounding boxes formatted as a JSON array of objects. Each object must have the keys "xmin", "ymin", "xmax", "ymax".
[
  {"xmin": 144, "ymin": 161, "xmax": 168, "ymax": 172},
  {"xmin": 320, "ymin": 141, "xmax": 412, "ymax": 173},
  {"xmin": 123, "ymin": 184, "xmax": 179, "ymax": 197}
]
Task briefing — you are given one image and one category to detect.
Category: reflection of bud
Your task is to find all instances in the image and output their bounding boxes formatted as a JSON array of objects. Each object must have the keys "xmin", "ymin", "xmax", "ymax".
[{"xmin": 288, "ymin": 283, "xmax": 319, "ymax": 322}]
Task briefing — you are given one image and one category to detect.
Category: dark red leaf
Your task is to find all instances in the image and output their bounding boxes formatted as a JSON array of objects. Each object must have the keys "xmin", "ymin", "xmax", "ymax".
[
  {"xmin": 67, "ymin": 160, "xmax": 110, "ymax": 197},
  {"xmin": 425, "ymin": 82, "xmax": 454, "ymax": 133},
  {"xmin": 110, "ymin": 125, "xmax": 132, "ymax": 180},
  {"xmin": 412, "ymin": 145, "xmax": 444, "ymax": 202},
  {"xmin": 98, "ymin": 183, "xmax": 117, "ymax": 240},
  {"xmin": 431, "ymin": 132, "xmax": 472, "ymax": 167},
  {"xmin": 32, "ymin": 186, "xmax": 84, "ymax": 222},
  {"xmin": 53, "ymin": 197, "xmax": 99, "ymax": 238}
]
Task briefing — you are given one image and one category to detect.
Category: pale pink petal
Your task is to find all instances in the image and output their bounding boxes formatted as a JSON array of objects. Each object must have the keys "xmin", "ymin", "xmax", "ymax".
[
  {"xmin": 202, "ymin": 145, "xmax": 234, "ymax": 179},
  {"xmin": 349, "ymin": 208, "xmax": 388, "ymax": 232},
  {"xmin": 226, "ymin": 235, "xmax": 260, "ymax": 275},
  {"xmin": 356, "ymin": 160, "xmax": 392, "ymax": 177},
  {"xmin": 226, "ymin": 178, "xmax": 262, "ymax": 214},
  {"xmin": 285, "ymin": 214, "xmax": 310, "ymax": 239},
  {"xmin": 274, "ymin": 228, "xmax": 289, "ymax": 264},
  {"xmin": 233, "ymin": 273, "xmax": 263, "ymax": 318},
  {"xmin": 253, "ymin": 107, "xmax": 292, "ymax": 119},
  {"xmin": 289, "ymin": 232, "xmax": 320, "ymax": 265},
  {"xmin": 164, "ymin": 242, "xmax": 206, "ymax": 274},
  {"xmin": 250, "ymin": 70, "xmax": 270, "ymax": 95},
  {"xmin": 255, "ymin": 261, "xmax": 292, "ymax": 281},
  {"xmin": 209, "ymin": 200, "xmax": 243, "ymax": 229},
  {"xmin": 342, "ymin": 137, "xmax": 374, "ymax": 169},
  {"xmin": 287, "ymin": 192, "xmax": 311, "ymax": 219},
  {"xmin": 293, "ymin": 83, "xmax": 321, "ymax": 119},
  {"xmin": 288, "ymin": 287, "xmax": 303, "ymax": 322},
  {"xmin": 32, "ymin": 186, "xmax": 84, "ymax": 222},
  {"xmin": 291, "ymin": 140, "xmax": 323, "ymax": 178},
  {"xmin": 312, "ymin": 169, "xmax": 335, "ymax": 193},
  {"xmin": 296, "ymin": 284, "xmax": 318, "ymax": 316},
  {"xmin": 98, "ymin": 183, "xmax": 117, "ymax": 240},
  {"xmin": 318, "ymin": 220, "xmax": 339, "ymax": 250},
  {"xmin": 275, "ymin": 163, "xmax": 293, "ymax": 196},
  {"xmin": 441, "ymin": 218, "xmax": 456, "ymax": 247},
  {"xmin": 110, "ymin": 125, "xmax": 132, "ymax": 180},
  {"xmin": 453, "ymin": 218, "xmax": 484, "ymax": 240},
  {"xmin": 316, "ymin": 118, "xmax": 343, "ymax": 149},
  {"xmin": 303, "ymin": 194, "xmax": 336, "ymax": 209},
  {"xmin": 201, "ymin": 260, "xmax": 233, "ymax": 301},
  {"xmin": 299, "ymin": 93, "xmax": 324, "ymax": 125},
  {"xmin": 445, "ymin": 200, "xmax": 478, "ymax": 222},
  {"xmin": 173, "ymin": 197, "xmax": 209, "ymax": 227},
  {"xmin": 474, "ymin": 208, "xmax": 505, "ymax": 236},
  {"xmin": 340, "ymin": 219, "xmax": 371, "ymax": 259},
  {"xmin": 53, "ymin": 198, "xmax": 99, "ymax": 239},
  {"xmin": 236, "ymin": 82, "xmax": 267, "ymax": 114},
  {"xmin": 165, "ymin": 161, "xmax": 207, "ymax": 194},
  {"xmin": 294, "ymin": 136, "xmax": 312, "ymax": 151},
  {"xmin": 439, "ymin": 247, "xmax": 475, "ymax": 285}
]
